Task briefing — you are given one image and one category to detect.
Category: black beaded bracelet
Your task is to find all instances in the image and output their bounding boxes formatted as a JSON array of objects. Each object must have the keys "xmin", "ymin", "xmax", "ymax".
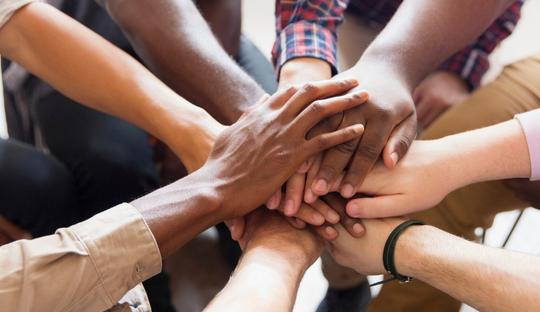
[{"xmin": 382, "ymin": 220, "xmax": 425, "ymax": 283}]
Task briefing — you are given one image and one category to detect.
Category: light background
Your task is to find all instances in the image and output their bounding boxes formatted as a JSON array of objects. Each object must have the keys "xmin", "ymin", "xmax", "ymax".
[{"xmin": 1, "ymin": 1, "xmax": 540, "ymax": 311}]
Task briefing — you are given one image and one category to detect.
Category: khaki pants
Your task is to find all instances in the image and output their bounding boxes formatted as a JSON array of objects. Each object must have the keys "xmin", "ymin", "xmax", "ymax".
[{"xmin": 323, "ymin": 50, "xmax": 540, "ymax": 309}]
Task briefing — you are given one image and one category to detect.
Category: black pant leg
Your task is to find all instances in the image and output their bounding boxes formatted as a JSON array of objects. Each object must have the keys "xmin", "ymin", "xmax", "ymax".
[
  {"xmin": 0, "ymin": 139, "xmax": 78, "ymax": 237},
  {"xmin": 31, "ymin": 91, "xmax": 160, "ymax": 218}
]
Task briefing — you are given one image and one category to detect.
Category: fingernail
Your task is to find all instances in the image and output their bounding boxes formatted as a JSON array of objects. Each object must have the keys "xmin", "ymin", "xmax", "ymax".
[
  {"xmin": 341, "ymin": 184, "xmax": 355, "ymax": 198},
  {"xmin": 296, "ymin": 219, "xmax": 306, "ymax": 228},
  {"xmin": 390, "ymin": 152, "xmax": 399, "ymax": 167},
  {"xmin": 325, "ymin": 226, "xmax": 338, "ymax": 239},
  {"xmin": 353, "ymin": 223, "xmax": 364, "ymax": 234},
  {"xmin": 327, "ymin": 210, "xmax": 340, "ymax": 224},
  {"xmin": 305, "ymin": 190, "xmax": 316, "ymax": 203},
  {"xmin": 313, "ymin": 179, "xmax": 328, "ymax": 195},
  {"xmin": 347, "ymin": 202, "xmax": 359, "ymax": 216},
  {"xmin": 284, "ymin": 199, "xmax": 295, "ymax": 216}
]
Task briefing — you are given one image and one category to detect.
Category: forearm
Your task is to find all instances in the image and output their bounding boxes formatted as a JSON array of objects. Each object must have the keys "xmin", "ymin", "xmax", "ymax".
[
  {"xmin": 131, "ymin": 168, "xmax": 224, "ymax": 258},
  {"xmin": 100, "ymin": 0, "xmax": 265, "ymax": 124},
  {"xmin": 355, "ymin": 0, "xmax": 515, "ymax": 90},
  {"xmin": 0, "ymin": 3, "xmax": 220, "ymax": 170},
  {"xmin": 397, "ymin": 225, "xmax": 540, "ymax": 311},
  {"xmin": 205, "ymin": 246, "xmax": 308, "ymax": 312},
  {"xmin": 440, "ymin": 119, "xmax": 530, "ymax": 189}
]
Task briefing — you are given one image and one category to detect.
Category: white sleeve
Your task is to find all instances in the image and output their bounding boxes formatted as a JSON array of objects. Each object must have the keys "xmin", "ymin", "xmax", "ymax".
[{"xmin": 0, "ymin": 0, "xmax": 39, "ymax": 29}]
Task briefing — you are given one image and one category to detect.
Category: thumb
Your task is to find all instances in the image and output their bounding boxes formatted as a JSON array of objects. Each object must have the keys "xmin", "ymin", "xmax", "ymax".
[
  {"xmin": 383, "ymin": 115, "xmax": 417, "ymax": 169},
  {"xmin": 225, "ymin": 217, "xmax": 246, "ymax": 241}
]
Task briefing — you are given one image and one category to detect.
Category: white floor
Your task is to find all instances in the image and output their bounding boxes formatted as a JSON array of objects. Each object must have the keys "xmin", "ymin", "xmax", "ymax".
[{"xmin": 1, "ymin": 1, "xmax": 540, "ymax": 311}]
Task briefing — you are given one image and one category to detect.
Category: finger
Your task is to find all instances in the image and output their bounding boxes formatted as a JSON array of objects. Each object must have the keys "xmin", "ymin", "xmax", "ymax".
[
  {"xmin": 0, "ymin": 216, "xmax": 31, "ymax": 240},
  {"xmin": 266, "ymin": 190, "xmax": 282, "ymax": 210},
  {"xmin": 282, "ymin": 202, "xmax": 326, "ymax": 226},
  {"xmin": 284, "ymin": 173, "xmax": 306, "ymax": 216},
  {"xmin": 310, "ymin": 199, "xmax": 341, "ymax": 224},
  {"xmin": 415, "ymin": 99, "xmax": 431, "ymax": 123},
  {"xmin": 340, "ymin": 122, "xmax": 393, "ymax": 198},
  {"xmin": 305, "ymin": 154, "xmax": 323, "ymax": 203},
  {"xmin": 297, "ymin": 157, "xmax": 315, "ymax": 174},
  {"xmin": 323, "ymin": 194, "xmax": 364, "ymax": 238},
  {"xmin": 282, "ymin": 79, "xmax": 359, "ymax": 117},
  {"xmin": 225, "ymin": 217, "xmax": 246, "ymax": 241},
  {"xmin": 346, "ymin": 195, "xmax": 409, "ymax": 218},
  {"xmin": 286, "ymin": 217, "xmax": 307, "ymax": 229},
  {"xmin": 312, "ymin": 136, "xmax": 362, "ymax": 196},
  {"xmin": 266, "ymin": 85, "xmax": 299, "ymax": 110},
  {"xmin": 312, "ymin": 224, "xmax": 339, "ymax": 241},
  {"xmin": 306, "ymin": 124, "xmax": 365, "ymax": 157},
  {"xmin": 382, "ymin": 115, "xmax": 417, "ymax": 169},
  {"xmin": 295, "ymin": 91, "xmax": 369, "ymax": 131}
]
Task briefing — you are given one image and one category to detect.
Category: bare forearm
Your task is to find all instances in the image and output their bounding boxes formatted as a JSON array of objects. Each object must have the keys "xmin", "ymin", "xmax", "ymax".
[
  {"xmin": 0, "ymin": 3, "xmax": 220, "ymax": 170},
  {"xmin": 131, "ymin": 168, "xmax": 224, "ymax": 258},
  {"xmin": 441, "ymin": 119, "xmax": 530, "ymax": 189},
  {"xmin": 100, "ymin": 0, "xmax": 265, "ymax": 124},
  {"xmin": 356, "ymin": 0, "xmax": 514, "ymax": 90},
  {"xmin": 397, "ymin": 226, "xmax": 540, "ymax": 311},
  {"xmin": 205, "ymin": 247, "xmax": 308, "ymax": 312}
]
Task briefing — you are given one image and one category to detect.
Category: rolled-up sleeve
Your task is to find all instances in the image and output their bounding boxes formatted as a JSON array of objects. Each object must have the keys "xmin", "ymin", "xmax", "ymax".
[
  {"xmin": 0, "ymin": 203, "xmax": 162, "ymax": 312},
  {"xmin": 272, "ymin": 0, "xmax": 349, "ymax": 76},
  {"xmin": 515, "ymin": 109, "xmax": 540, "ymax": 181}
]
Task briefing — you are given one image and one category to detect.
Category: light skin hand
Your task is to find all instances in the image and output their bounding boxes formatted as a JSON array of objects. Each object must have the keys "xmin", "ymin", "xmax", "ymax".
[
  {"xmin": 346, "ymin": 119, "xmax": 531, "ymax": 219},
  {"xmin": 414, "ymin": 71, "xmax": 469, "ymax": 130},
  {"xmin": 206, "ymin": 209, "xmax": 322, "ymax": 312}
]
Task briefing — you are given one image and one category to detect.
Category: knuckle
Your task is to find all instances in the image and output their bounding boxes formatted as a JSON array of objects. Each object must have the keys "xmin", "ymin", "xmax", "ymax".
[
  {"xmin": 316, "ymin": 136, "xmax": 329, "ymax": 150},
  {"xmin": 285, "ymin": 85, "xmax": 299, "ymax": 94},
  {"xmin": 309, "ymin": 101, "xmax": 326, "ymax": 115},
  {"xmin": 395, "ymin": 136, "xmax": 413, "ymax": 153},
  {"xmin": 301, "ymin": 82, "xmax": 318, "ymax": 94},
  {"xmin": 357, "ymin": 144, "xmax": 380, "ymax": 161},
  {"xmin": 335, "ymin": 139, "xmax": 357, "ymax": 154}
]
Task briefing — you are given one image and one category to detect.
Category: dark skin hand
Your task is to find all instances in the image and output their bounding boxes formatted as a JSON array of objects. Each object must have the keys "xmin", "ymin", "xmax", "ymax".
[
  {"xmin": 300, "ymin": 0, "xmax": 516, "ymax": 202},
  {"xmin": 504, "ymin": 179, "xmax": 540, "ymax": 209},
  {"xmin": 133, "ymin": 79, "xmax": 367, "ymax": 257},
  {"xmin": 99, "ymin": 0, "xmax": 263, "ymax": 124}
]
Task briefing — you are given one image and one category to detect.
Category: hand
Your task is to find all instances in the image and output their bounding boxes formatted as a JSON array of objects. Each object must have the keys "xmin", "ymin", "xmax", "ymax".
[
  {"xmin": 0, "ymin": 216, "xmax": 32, "ymax": 246},
  {"xmin": 413, "ymin": 71, "xmax": 469, "ymax": 130},
  {"xmin": 504, "ymin": 179, "xmax": 540, "ymax": 209},
  {"xmin": 327, "ymin": 217, "xmax": 405, "ymax": 275},
  {"xmin": 206, "ymin": 79, "xmax": 367, "ymax": 219},
  {"xmin": 346, "ymin": 140, "xmax": 458, "ymax": 218},
  {"xmin": 308, "ymin": 63, "xmax": 417, "ymax": 201},
  {"xmin": 238, "ymin": 209, "xmax": 323, "ymax": 266}
]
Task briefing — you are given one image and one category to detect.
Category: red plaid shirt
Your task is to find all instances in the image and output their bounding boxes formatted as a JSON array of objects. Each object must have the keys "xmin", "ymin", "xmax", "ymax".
[{"xmin": 273, "ymin": 0, "xmax": 524, "ymax": 89}]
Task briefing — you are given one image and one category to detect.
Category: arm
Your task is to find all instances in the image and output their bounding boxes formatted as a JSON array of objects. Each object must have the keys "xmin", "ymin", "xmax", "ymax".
[
  {"xmin": 414, "ymin": 1, "xmax": 524, "ymax": 129},
  {"xmin": 0, "ymin": 80, "xmax": 366, "ymax": 310},
  {"xmin": 328, "ymin": 217, "xmax": 540, "ymax": 312},
  {"xmin": 347, "ymin": 117, "xmax": 530, "ymax": 218},
  {"xmin": 205, "ymin": 209, "xmax": 322, "ymax": 312},
  {"xmin": 0, "ymin": 2, "xmax": 223, "ymax": 172},
  {"xmin": 98, "ymin": 0, "xmax": 265, "ymax": 124}
]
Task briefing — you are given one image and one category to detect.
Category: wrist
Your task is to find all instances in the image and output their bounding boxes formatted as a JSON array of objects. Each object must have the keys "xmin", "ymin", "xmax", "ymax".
[
  {"xmin": 393, "ymin": 225, "xmax": 436, "ymax": 278},
  {"xmin": 243, "ymin": 244, "xmax": 311, "ymax": 276},
  {"xmin": 279, "ymin": 57, "xmax": 332, "ymax": 86}
]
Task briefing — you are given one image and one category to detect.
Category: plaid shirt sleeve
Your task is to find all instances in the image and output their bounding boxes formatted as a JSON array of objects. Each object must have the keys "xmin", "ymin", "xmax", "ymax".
[
  {"xmin": 272, "ymin": 0, "xmax": 349, "ymax": 75},
  {"xmin": 440, "ymin": 0, "xmax": 524, "ymax": 90}
]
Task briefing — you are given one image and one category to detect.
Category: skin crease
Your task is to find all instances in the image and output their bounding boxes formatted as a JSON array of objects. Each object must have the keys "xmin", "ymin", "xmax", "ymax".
[{"xmin": 272, "ymin": 0, "xmax": 516, "ymax": 227}]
